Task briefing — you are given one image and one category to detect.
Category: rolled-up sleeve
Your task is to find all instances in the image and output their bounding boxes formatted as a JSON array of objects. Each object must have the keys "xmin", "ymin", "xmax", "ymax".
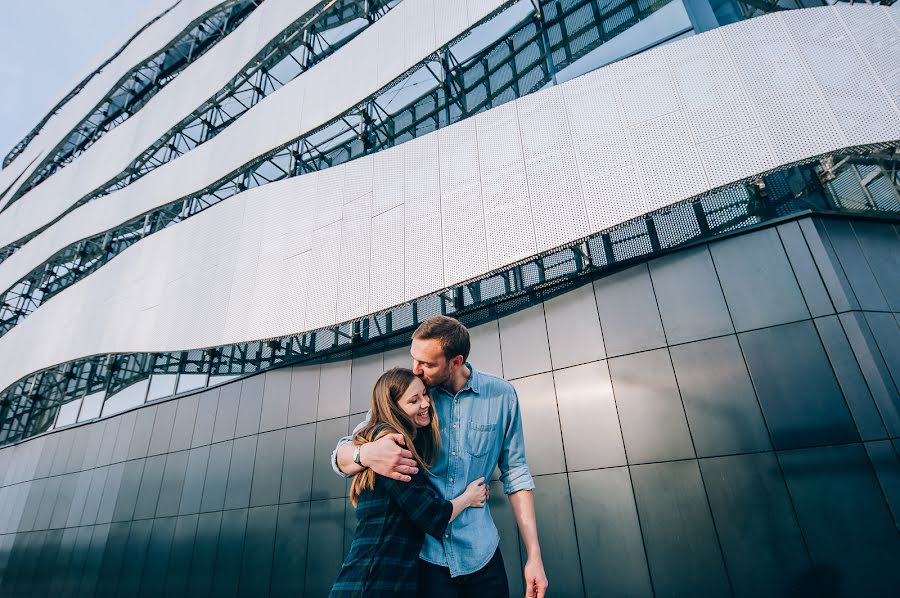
[
  {"xmin": 330, "ymin": 411, "xmax": 371, "ymax": 477},
  {"xmin": 497, "ymin": 389, "xmax": 536, "ymax": 494}
]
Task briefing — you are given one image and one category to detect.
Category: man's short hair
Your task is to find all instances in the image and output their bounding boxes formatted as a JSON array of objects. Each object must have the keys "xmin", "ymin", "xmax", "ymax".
[{"xmin": 412, "ymin": 316, "xmax": 470, "ymax": 362}]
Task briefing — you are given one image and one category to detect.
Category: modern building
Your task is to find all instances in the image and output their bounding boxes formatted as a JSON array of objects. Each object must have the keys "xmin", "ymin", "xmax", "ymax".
[{"xmin": 1, "ymin": 0, "xmax": 899, "ymax": 595}]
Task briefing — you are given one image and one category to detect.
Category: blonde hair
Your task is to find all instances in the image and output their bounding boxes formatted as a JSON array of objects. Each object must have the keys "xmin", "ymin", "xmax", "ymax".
[{"xmin": 349, "ymin": 368, "xmax": 441, "ymax": 506}]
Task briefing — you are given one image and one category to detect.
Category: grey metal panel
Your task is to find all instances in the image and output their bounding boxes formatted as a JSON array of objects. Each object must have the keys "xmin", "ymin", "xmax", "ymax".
[
  {"xmin": 200, "ymin": 440, "xmax": 232, "ymax": 513},
  {"xmin": 814, "ymin": 315, "xmax": 888, "ymax": 440},
  {"xmin": 864, "ymin": 440, "xmax": 900, "ymax": 531},
  {"xmin": 488, "ymin": 479, "xmax": 524, "ymax": 598},
  {"xmin": 710, "ymin": 227, "xmax": 810, "ymax": 332},
  {"xmin": 79, "ymin": 467, "xmax": 108, "ymax": 526},
  {"xmin": 649, "ymin": 245, "xmax": 734, "ymax": 345},
  {"xmin": 239, "ymin": 505, "xmax": 278, "ymax": 598},
  {"xmin": 212, "ymin": 382, "xmax": 241, "ymax": 443},
  {"xmin": 147, "ymin": 400, "xmax": 177, "ymax": 456},
  {"xmin": 280, "ymin": 423, "xmax": 315, "ymax": 504},
  {"xmin": 156, "ymin": 450, "xmax": 189, "ymax": 518},
  {"xmin": 305, "ymin": 497, "xmax": 347, "ymax": 598},
  {"xmin": 64, "ymin": 427, "xmax": 91, "ymax": 474},
  {"xmin": 164, "ymin": 513, "xmax": 199, "ymax": 597},
  {"xmin": 700, "ymin": 452, "xmax": 815, "ymax": 598},
  {"xmin": 554, "ymin": 361, "xmax": 626, "ymax": 470},
  {"xmin": 630, "ymin": 459, "xmax": 731, "ymax": 597},
  {"xmin": 510, "ymin": 373, "xmax": 567, "ymax": 476},
  {"xmin": 594, "ymin": 264, "xmax": 666, "ymax": 357},
  {"xmin": 343, "ymin": 496, "xmax": 356, "ymax": 554},
  {"xmin": 188, "ymin": 511, "xmax": 222, "ymax": 598},
  {"xmin": 112, "ymin": 458, "xmax": 145, "ymax": 522},
  {"xmin": 864, "ymin": 311, "xmax": 900, "ymax": 391},
  {"xmin": 569, "ymin": 467, "xmax": 653, "ymax": 597},
  {"xmin": 49, "ymin": 473, "xmax": 78, "ymax": 530},
  {"xmin": 48, "ymin": 527, "xmax": 79, "ymax": 595},
  {"xmin": 317, "ymin": 360, "xmax": 352, "ymax": 421},
  {"xmin": 212, "ymin": 508, "xmax": 249, "ymax": 598},
  {"xmin": 777, "ymin": 221, "xmax": 834, "ymax": 317},
  {"xmin": 34, "ymin": 434, "xmax": 60, "ymax": 479},
  {"xmin": 224, "ymin": 435, "xmax": 258, "ymax": 510},
  {"xmin": 798, "ymin": 218, "xmax": 859, "ymax": 312},
  {"xmin": 179, "ymin": 444, "xmax": 211, "ymax": 516},
  {"xmin": 259, "ymin": 367, "xmax": 292, "ymax": 433},
  {"xmin": 95, "ymin": 462, "xmax": 125, "ymax": 525},
  {"xmin": 96, "ymin": 520, "xmax": 130, "ymax": 597},
  {"xmin": 191, "ymin": 388, "xmax": 220, "ymax": 448},
  {"xmin": 235, "ymin": 374, "xmax": 265, "ymax": 438},
  {"xmin": 78, "ymin": 523, "xmax": 111, "ymax": 597},
  {"xmin": 96, "ymin": 416, "xmax": 121, "ymax": 467},
  {"xmin": 543, "ymin": 282, "xmax": 606, "ymax": 369},
  {"xmin": 739, "ymin": 320, "xmax": 859, "ymax": 450},
  {"xmin": 140, "ymin": 516, "xmax": 177, "ymax": 596},
  {"xmin": 608, "ymin": 349, "xmax": 695, "ymax": 464},
  {"xmin": 65, "ymin": 470, "xmax": 92, "ymax": 528},
  {"xmin": 34, "ymin": 474, "xmax": 62, "ymax": 530},
  {"xmin": 779, "ymin": 443, "xmax": 900, "ymax": 595},
  {"xmin": 288, "ymin": 363, "xmax": 320, "ymax": 427},
  {"xmin": 468, "ymin": 319, "xmax": 504, "ymax": 378},
  {"xmin": 670, "ymin": 336, "xmax": 771, "ymax": 457},
  {"xmin": 350, "ymin": 352, "xmax": 383, "ymax": 415},
  {"xmin": 498, "ymin": 302, "xmax": 552, "ymax": 380},
  {"xmin": 524, "ymin": 474, "xmax": 584, "ymax": 597},
  {"xmin": 67, "ymin": 525, "xmax": 95, "ymax": 595},
  {"xmin": 127, "ymin": 406, "xmax": 157, "ymax": 461},
  {"xmin": 821, "ymin": 219, "xmax": 889, "ymax": 311},
  {"xmin": 111, "ymin": 411, "xmax": 138, "ymax": 464},
  {"xmin": 250, "ymin": 429, "xmax": 286, "ymax": 507},
  {"xmin": 839, "ymin": 312, "xmax": 900, "ymax": 436},
  {"xmin": 312, "ymin": 417, "xmax": 350, "ymax": 500},
  {"xmin": 49, "ymin": 429, "xmax": 76, "ymax": 477},
  {"xmin": 169, "ymin": 393, "xmax": 200, "ymax": 452},
  {"xmin": 851, "ymin": 220, "xmax": 900, "ymax": 311},
  {"xmin": 133, "ymin": 454, "xmax": 166, "ymax": 520},
  {"xmin": 270, "ymin": 501, "xmax": 310, "ymax": 598}
]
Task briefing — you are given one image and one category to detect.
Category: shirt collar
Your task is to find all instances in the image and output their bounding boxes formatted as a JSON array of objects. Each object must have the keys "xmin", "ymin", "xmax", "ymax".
[{"xmin": 432, "ymin": 361, "xmax": 481, "ymax": 396}]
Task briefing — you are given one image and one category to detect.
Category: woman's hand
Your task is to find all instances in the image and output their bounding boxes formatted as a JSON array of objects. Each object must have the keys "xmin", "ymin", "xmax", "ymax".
[{"xmin": 463, "ymin": 477, "xmax": 488, "ymax": 508}]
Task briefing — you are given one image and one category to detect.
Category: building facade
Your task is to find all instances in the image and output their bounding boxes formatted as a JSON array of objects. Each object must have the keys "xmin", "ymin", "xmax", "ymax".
[{"xmin": 1, "ymin": 0, "xmax": 899, "ymax": 595}]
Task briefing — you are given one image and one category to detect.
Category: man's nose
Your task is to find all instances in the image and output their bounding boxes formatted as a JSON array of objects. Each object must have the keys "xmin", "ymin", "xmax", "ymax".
[{"xmin": 412, "ymin": 361, "xmax": 423, "ymax": 375}]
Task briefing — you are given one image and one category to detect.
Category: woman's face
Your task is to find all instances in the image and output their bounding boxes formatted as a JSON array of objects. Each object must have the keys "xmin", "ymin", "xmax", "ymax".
[{"xmin": 399, "ymin": 376, "xmax": 432, "ymax": 428}]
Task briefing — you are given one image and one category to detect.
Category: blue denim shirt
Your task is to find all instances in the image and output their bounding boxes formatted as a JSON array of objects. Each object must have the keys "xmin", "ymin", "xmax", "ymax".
[{"xmin": 331, "ymin": 363, "xmax": 535, "ymax": 577}]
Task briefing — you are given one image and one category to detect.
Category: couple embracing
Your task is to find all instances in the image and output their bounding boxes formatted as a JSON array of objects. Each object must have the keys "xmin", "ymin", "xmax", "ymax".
[{"xmin": 329, "ymin": 316, "xmax": 549, "ymax": 597}]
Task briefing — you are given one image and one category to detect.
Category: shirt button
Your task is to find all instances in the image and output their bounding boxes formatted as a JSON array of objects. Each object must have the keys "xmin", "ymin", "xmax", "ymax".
[
  {"xmin": 452, "ymin": 451, "xmax": 456, "ymax": 456},
  {"xmin": 449, "ymin": 477, "xmax": 454, "ymax": 483},
  {"xmin": 444, "ymin": 534, "xmax": 449, "ymax": 538},
  {"xmin": 453, "ymin": 424, "xmax": 457, "ymax": 428}
]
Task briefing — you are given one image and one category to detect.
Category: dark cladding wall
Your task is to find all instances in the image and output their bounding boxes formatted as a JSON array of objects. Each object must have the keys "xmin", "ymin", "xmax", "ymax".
[{"xmin": 0, "ymin": 215, "xmax": 899, "ymax": 597}]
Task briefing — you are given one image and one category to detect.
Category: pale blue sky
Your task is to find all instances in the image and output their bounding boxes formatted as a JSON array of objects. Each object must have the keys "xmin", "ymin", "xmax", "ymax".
[{"xmin": 0, "ymin": 0, "xmax": 152, "ymax": 159}]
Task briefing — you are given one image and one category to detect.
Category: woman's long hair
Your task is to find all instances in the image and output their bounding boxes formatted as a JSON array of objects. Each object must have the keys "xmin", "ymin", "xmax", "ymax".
[{"xmin": 349, "ymin": 367, "xmax": 441, "ymax": 506}]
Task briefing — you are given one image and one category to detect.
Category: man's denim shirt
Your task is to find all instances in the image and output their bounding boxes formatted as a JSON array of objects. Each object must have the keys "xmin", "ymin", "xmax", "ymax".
[{"xmin": 331, "ymin": 363, "xmax": 535, "ymax": 577}]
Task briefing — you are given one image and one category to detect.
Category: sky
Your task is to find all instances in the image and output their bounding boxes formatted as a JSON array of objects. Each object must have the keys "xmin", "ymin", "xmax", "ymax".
[{"xmin": 0, "ymin": 0, "xmax": 154, "ymax": 160}]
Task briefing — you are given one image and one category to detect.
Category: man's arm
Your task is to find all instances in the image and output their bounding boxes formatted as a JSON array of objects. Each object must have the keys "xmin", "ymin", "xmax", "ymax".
[
  {"xmin": 330, "ymin": 411, "xmax": 420, "ymax": 482},
  {"xmin": 509, "ymin": 489, "xmax": 548, "ymax": 598}
]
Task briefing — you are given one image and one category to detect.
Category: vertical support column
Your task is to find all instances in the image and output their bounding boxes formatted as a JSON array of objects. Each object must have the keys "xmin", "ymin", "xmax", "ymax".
[{"xmin": 533, "ymin": 0, "xmax": 558, "ymax": 86}]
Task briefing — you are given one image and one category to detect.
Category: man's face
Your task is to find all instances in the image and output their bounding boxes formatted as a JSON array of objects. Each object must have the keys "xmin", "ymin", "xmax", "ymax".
[{"xmin": 410, "ymin": 338, "xmax": 452, "ymax": 388}]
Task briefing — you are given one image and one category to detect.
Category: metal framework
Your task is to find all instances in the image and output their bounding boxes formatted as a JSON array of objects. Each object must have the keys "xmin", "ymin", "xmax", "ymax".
[
  {"xmin": 1, "ymin": 148, "xmax": 898, "ymax": 446},
  {"xmin": 0, "ymin": 0, "xmax": 681, "ymax": 337},
  {"xmin": 1, "ymin": 1, "xmax": 187, "ymax": 170},
  {"xmin": 4, "ymin": 0, "xmax": 266, "ymax": 208}
]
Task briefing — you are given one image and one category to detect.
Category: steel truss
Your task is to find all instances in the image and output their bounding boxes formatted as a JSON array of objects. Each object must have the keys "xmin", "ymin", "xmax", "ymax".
[
  {"xmin": 4, "ymin": 0, "xmax": 265, "ymax": 208},
  {"xmin": 1, "ymin": 148, "xmax": 899, "ymax": 446}
]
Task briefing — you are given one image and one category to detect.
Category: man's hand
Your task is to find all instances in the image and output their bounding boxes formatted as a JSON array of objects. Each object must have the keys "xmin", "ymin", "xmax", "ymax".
[
  {"xmin": 524, "ymin": 557, "xmax": 548, "ymax": 598},
  {"xmin": 360, "ymin": 434, "xmax": 419, "ymax": 482}
]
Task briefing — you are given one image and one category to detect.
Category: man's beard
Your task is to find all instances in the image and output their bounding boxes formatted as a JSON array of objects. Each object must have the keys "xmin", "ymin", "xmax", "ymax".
[{"xmin": 422, "ymin": 367, "xmax": 451, "ymax": 389}]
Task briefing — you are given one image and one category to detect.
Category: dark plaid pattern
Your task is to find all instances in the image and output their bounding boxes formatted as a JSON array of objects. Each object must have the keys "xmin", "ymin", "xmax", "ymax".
[{"xmin": 329, "ymin": 471, "xmax": 453, "ymax": 597}]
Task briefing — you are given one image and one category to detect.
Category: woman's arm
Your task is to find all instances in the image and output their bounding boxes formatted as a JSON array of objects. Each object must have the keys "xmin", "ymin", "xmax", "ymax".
[
  {"xmin": 449, "ymin": 477, "xmax": 487, "ymax": 523},
  {"xmin": 380, "ymin": 475, "xmax": 487, "ymax": 538}
]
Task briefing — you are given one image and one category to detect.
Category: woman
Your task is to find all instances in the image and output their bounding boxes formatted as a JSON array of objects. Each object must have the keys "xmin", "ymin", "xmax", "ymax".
[{"xmin": 329, "ymin": 367, "xmax": 488, "ymax": 597}]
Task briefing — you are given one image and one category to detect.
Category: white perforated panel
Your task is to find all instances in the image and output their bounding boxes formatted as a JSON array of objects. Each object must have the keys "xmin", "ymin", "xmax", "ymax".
[
  {"xmin": 405, "ymin": 0, "xmax": 437, "ymax": 66},
  {"xmin": 610, "ymin": 48, "xmax": 680, "ymax": 128},
  {"xmin": 721, "ymin": 12, "xmax": 845, "ymax": 163},
  {"xmin": 434, "ymin": 0, "xmax": 469, "ymax": 47},
  {"xmin": 627, "ymin": 110, "xmax": 710, "ymax": 212},
  {"xmin": 404, "ymin": 135, "xmax": 444, "ymax": 301},
  {"xmin": 783, "ymin": 8, "xmax": 900, "ymax": 145},
  {"xmin": 369, "ymin": 205, "xmax": 405, "ymax": 313},
  {"xmin": 475, "ymin": 102, "xmax": 536, "ymax": 270},
  {"xmin": 698, "ymin": 127, "xmax": 776, "ymax": 189},
  {"xmin": 517, "ymin": 87, "xmax": 588, "ymax": 252},
  {"xmin": 314, "ymin": 166, "xmax": 346, "ymax": 229},
  {"xmin": 438, "ymin": 119, "xmax": 488, "ymax": 286},
  {"xmin": 305, "ymin": 220, "xmax": 342, "ymax": 330},
  {"xmin": 836, "ymin": 5, "xmax": 900, "ymax": 109},
  {"xmin": 373, "ymin": 145, "xmax": 405, "ymax": 216},
  {"xmin": 338, "ymin": 193, "xmax": 373, "ymax": 322}
]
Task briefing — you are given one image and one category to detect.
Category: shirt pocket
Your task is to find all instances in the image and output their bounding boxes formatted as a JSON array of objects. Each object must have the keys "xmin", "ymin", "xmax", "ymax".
[{"xmin": 465, "ymin": 421, "xmax": 496, "ymax": 457}]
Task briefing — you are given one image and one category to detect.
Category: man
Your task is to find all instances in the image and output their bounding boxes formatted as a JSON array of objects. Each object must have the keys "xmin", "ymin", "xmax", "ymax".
[{"xmin": 332, "ymin": 315, "xmax": 549, "ymax": 597}]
